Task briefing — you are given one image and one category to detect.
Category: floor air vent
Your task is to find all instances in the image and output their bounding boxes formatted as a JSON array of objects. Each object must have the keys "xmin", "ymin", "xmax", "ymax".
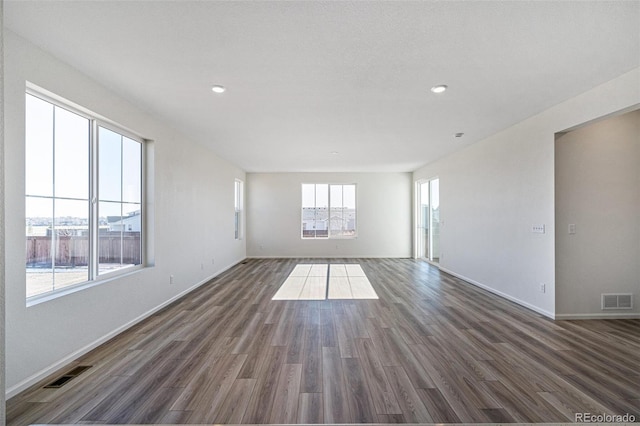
[
  {"xmin": 44, "ymin": 365, "xmax": 92, "ymax": 389},
  {"xmin": 602, "ymin": 294, "xmax": 633, "ymax": 310}
]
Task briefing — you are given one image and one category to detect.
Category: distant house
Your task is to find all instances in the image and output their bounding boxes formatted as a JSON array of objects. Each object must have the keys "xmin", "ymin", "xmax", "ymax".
[
  {"xmin": 107, "ymin": 210, "xmax": 142, "ymax": 233},
  {"xmin": 302, "ymin": 207, "xmax": 355, "ymax": 237},
  {"xmin": 302, "ymin": 208, "xmax": 328, "ymax": 237},
  {"xmin": 330, "ymin": 211, "xmax": 356, "ymax": 237}
]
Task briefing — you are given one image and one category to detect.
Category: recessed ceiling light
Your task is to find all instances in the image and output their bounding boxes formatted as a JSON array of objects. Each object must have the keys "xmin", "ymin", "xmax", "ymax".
[
  {"xmin": 430, "ymin": 85, "xmax": 448, "ymax": 94},
  {"xmin": 211, "ymin": 85, "xmax": 226, "ymax": 94},
  {"xmin": 454, "ymin": 132, "xmax": 464, "ymax": 138},
  {"xmin": 330, "ymin": 151, "xmax": 339, "ymax": 155}
]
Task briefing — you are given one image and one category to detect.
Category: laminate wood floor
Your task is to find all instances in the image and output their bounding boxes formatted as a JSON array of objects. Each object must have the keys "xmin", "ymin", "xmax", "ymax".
[{"xmin": 7, "ymin": 258, "xmax": 640, "ymax": 424}]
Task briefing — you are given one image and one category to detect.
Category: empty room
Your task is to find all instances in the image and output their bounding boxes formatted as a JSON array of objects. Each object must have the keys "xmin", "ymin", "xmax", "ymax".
[{"xmin": 1, "ymin": 1, "xmax": 639, "ymax": 425}]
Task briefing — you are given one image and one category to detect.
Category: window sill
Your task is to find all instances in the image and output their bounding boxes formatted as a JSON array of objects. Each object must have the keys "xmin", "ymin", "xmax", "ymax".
[
  {"xmin": 26, "ymin": 265, "xmax": 147, "ymax": 307},
  {"xmin": 301, "ymin": 235, "xmax": 358, "ymax": 239}
]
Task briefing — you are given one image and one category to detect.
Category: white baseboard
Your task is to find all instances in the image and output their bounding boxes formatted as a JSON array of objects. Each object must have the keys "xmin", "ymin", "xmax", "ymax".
[
  {"xmin": 438, "ymin": 266, "xmax": 556, "ymax": 320},
  {"xmin": 555, "ymin": 312, "xmax": 640, "ymax": 320},
  {"xmin": 6, "ymin": 258, "xmax": 246, "ymax": 400}
]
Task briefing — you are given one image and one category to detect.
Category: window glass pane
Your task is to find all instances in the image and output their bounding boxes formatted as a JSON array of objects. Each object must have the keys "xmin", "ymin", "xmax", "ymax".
[
  {"xmin": 343, "ymin": 184, "xmax": 356, "ymax": 209},
  {"xmin": 98, "ymin": 201, "xmax": 122, "ymax": 275},
  {"xmin": 344, "ymin": 185, "xmax": 356, "ymax": 236},
  {"xmin": 301, "ymin": 184, "xmax": 315, "ymax": 208},
  {"xmin": 25, "ymin": 94, "xmax": 53, "ymax": 197},
  {"xmin": 234, "ymin": 211, "xmax": 239, "ymax": 239},
  {"xmin": 330, "ymin": 185, "xmax": 343, "ymax": 208},
  {"xmin": 315, "ymin": 184, "xmax": 328, "ymax": 237},
  {"xmin": 330, "ymin": 210, "xmax": 344, "ymax": 235},
  {"xmin": 235, "ymin": 180, "xmax": 242, "ymax": 210},
  {"xmin": 122, "ymin": 136, "xmax": 141, "ymax": 203},
  {"xmin": 26, "ymin": 196, "xmax": 53, "ymax": 297},
  {"xmin": 234, "ymin": 180, "xmax": 242, "ymax": 240},
  {"xmin": 99, "ymin": 127, "xmax": 122, "ymax": 202},
  {"xmin": 315, "ymin": 208, "xmax": 328, "ymax": 237},
  {"xmin": 315, "ymin": 184, "xmax": 328, "ymax": 208},
  {"xmin": 122, "ymin": 203, "xmax": 142, "ymax": 266},
  {"xmin": 54, "ymin": 107, "xmax": 89, "ymax": 199},
  {"xmin": 302, "ymin": 184, "xmax": 315, "ymax": 238},
  {"xmin": 429, "ymin": 179, "xmax": 440, "ymax": 262},
  {"xmin": 98, "ymin": 202, "xmax": 141, "ymax": 275},
  {"xmin": 53, "ymin": 198, "xmax": 90, "ymax": 289},
  {"xmin": 330, "ymin": 185, "xmax": 344, "ymax": 236}
]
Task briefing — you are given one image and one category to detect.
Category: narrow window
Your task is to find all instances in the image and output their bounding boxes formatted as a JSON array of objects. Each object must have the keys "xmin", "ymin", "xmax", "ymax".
[
  {"xmin": 415, "ymin": 178, "xmax": 439, "ymax": 263},
  {"xmin": 234, "ymin": 179, "xmax": 243, "ymax": 240}
]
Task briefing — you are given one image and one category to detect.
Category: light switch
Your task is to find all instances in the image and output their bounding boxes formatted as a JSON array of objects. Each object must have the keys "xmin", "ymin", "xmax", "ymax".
[{"xmin": 568, "ymin": 224, "xmax": 576, "ymax": 234}]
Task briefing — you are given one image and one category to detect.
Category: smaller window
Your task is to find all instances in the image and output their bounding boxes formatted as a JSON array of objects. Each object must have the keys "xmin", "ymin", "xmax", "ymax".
[
  {"xmin": 234, "ymin": 179, "xmax": 244, "ymax": 240},
  {"xmin": 301, "ymin": 184, "xmax": 356, "ymax": 239}
]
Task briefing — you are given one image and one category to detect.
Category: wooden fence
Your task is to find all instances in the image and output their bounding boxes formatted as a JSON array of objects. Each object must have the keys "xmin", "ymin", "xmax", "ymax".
[{"xmin": 26, "ymin": 233, "xmax": 141, "ymax": 267}]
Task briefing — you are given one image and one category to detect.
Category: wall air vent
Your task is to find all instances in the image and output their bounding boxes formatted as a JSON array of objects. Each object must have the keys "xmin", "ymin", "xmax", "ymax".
[{"xmin": 601, "ymin": 294, "xmax": 633, "ymax": 310}]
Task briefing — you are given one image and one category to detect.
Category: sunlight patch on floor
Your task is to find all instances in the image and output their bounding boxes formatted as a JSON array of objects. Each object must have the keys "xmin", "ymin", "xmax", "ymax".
[{"xmin": 272, "ymin": 263, "xmax": 378, "ymax": 301}]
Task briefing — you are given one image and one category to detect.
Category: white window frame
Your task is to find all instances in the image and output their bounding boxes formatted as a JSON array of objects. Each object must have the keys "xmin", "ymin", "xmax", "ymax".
[
  {"xmin": 25, "ymin": 87, "xmax": 146, "ymax": 304},
  {"xmin": 301, "ymin": 183, "xmax": 357, "ymax": 240}
]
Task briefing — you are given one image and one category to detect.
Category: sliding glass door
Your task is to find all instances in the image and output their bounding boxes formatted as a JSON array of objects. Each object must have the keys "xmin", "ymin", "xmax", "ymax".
[{"xmin": 415, "ymin": 178, "xmax": 439, "ymax": 263}]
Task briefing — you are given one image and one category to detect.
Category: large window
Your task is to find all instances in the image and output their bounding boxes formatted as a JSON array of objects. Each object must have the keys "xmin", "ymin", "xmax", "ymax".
[
  {"xmin": 301, "ymin": 183, "xmax": 356, "ymax": 239},
  {"xmin": 25, "ymin": 91, "xmax": 144, "ymax": 299}
]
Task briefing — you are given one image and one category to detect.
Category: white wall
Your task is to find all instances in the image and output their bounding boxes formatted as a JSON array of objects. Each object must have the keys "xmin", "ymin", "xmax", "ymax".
[
  {"xmin": 555, "ymin": 110, "xmax": 640, "ymax": 318},
  {"xmin": 246, "ymin": 173, "xmax": 412, "ymax": 258},
  {"xmin": 413, "ymin": 68, "xmax": 640, "ymax": 318},
  {"xmin": 4, "ymin": 31, "xmax": 246, "ymax": 396}
]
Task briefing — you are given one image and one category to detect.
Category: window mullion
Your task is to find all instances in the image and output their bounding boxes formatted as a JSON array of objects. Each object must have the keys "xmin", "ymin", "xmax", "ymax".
[
  {"xmin": 328, "ymin": 184, "xmax": 332, "ymax": 238},
  {"xmin": 51, "ymin": 106, "xmax": 57, "ymax": 290},
  {"xmin": 316, "ymin": 184, "xmax": 320, "ymax": 239},
  {"xmin": 313, "ymin": 184, "xmax": 317, "ymax": 239},
  {"xmin": 140, "ymin": 141, "xmax": 145, "ymax": 266},
  {"xmin": 343, "ymin": 185, "xmax": 347, "ymax": 234},
  {"xmin": 120, "ymin": 136, "xmax": 124, "ymax": 266},
  {"xmin": 89, "ymin": 119, "xmax": 98, "ymax": 280}
]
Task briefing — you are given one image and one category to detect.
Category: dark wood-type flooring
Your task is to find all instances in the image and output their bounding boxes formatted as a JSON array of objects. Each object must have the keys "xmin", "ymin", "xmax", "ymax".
[{"xmin": 7, "ymin": 258, "xmax": 640, "ymax": 424}]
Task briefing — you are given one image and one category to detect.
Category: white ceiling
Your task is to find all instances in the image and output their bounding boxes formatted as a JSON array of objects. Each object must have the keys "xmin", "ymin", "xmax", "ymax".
[{"xmin": 5, "ymin": 1, "xmax": 640, "ymax": 172}]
